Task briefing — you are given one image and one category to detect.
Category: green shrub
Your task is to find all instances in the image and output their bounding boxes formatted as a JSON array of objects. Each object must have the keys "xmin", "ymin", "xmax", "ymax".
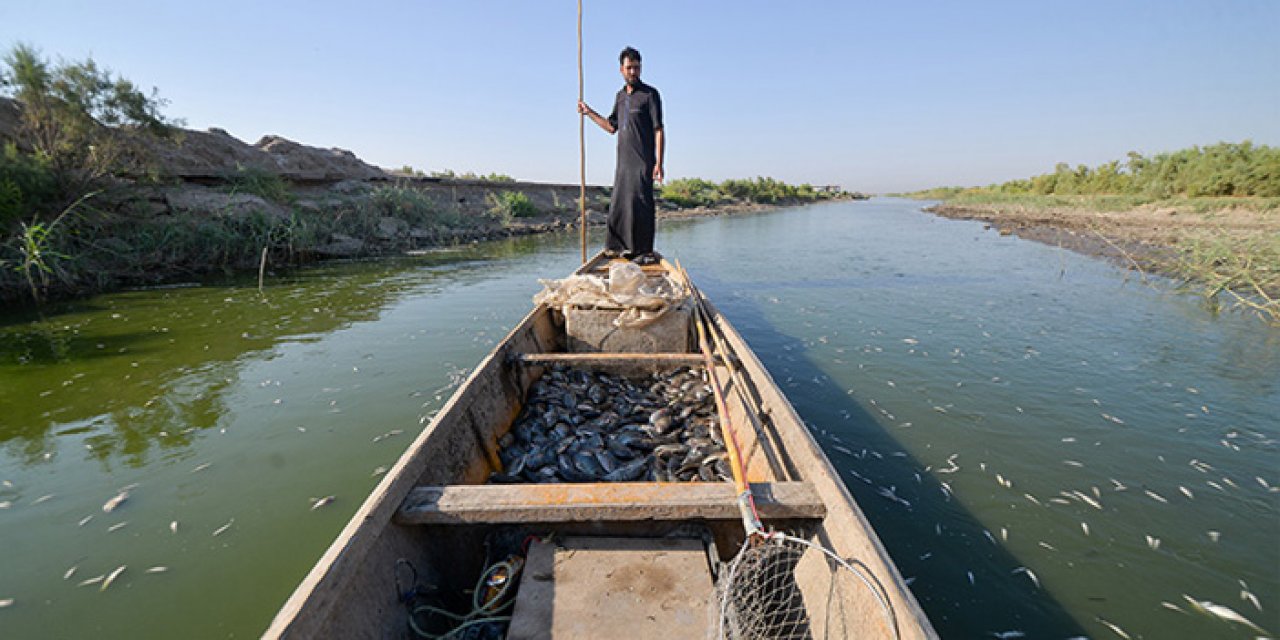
[
  {"xmin": 907, "ymin": 141, "xmax": 1280, "ymax": 200},
  {"xmin": 226, "ymin": 165, "xmax": 293, "ymax": 203},
  {"xmin": 430, "ymin": 169, "xmax": 516, "ymax": 182},
  {"xmin": 486, "ymin": 191, "xmax": 538, "ymax": 221},
  {"xmin": 0, "ymin": 143, "xmax": 59, "ymax": 229},
  {"xmin": 1, "ymin": 43, "xmax": 180, "ymax": 197},
  {"xmin": 368, "ymin": 183, "xmax": 462, "ymax": 228}
]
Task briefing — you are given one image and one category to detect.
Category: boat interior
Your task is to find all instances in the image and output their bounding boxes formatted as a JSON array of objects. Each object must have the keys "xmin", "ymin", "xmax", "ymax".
[{"xmin": 268, "ymin": 256, "xmax": 931, "ymax": 639}]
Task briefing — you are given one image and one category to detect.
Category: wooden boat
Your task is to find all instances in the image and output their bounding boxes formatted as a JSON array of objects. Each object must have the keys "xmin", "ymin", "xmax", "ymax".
[{"xmin": 264, "ymin": 254, "xmax": 937, "ymax": 639}]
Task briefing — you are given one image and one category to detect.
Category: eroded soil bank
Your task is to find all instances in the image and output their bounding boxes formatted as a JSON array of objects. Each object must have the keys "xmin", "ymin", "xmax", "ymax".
[{"xmin": 924, "ymin": 200, "xmax": 1279, "ymax": 302}]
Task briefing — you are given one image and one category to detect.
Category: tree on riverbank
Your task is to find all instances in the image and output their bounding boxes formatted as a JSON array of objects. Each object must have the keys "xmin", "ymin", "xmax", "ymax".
[
  {"xmin": 1, "ymin": 44, "xmax": 183, "ymax": 303},
  {"xmin": 1, "ymin": 44, "xmax": 180, "ymax": 215},
  {"xmin": 660, "ymin": 176, "xmax": 845, "ymax": 208}
]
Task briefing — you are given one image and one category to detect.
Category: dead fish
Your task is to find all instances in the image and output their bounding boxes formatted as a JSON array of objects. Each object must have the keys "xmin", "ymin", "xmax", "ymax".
[
  {"xmin": 1179, "ymin": 485, "xmax": 1194, "ymax": 499},
  {"xmin": 372, "ymin": 466, "xmax": 388, "ymax": 477},
  {"xmin": 170, "ymin": 521, "xmax": 179, "ymax": 534},
  {"xmin": 1076, "ymin": 491, "xmax": 1104, "ymax": 510},
  {"xmin": 1160, "ymin": 601, "xmax": 1185, "ymax": 613},
  {"xmin": 0, "ymin": 501, "xmax": 10, "ymax": 509},
  {"xmin": 78, "ymin": 515, "xmax": 95, "ymax": 527},
  {"xmin": 1023, "ymin": 493, "xmax": 1042, "ymax": 506},
  {"xmin": 101, "ymin": 565, "xmax": 126, "ymax": 591},
  {"xmin": 1240, "ymin": 589, "xmax": 1262, "ymax": 612},
  {"xmin": 876, "ymin": 485, "xmax": 911, "ymax": 508},
  {"xmin": 63, "ymin": 565, "xmax": 79, "ymax": 580},
  {"xmin": 212, "ymin": 519, "xmax": 234, "ymax": 537},
  {"xmin": 1063, "ymin": 460, "xmax": 1084, "ymax": 468},
  {"xmin": 1207, "ymin": 530, "xmax": 1221, "ymax": 543},
  {"xmin": 991, "ymin": 631, "xmax": 1025, "ymax": 639},
  {"xmin": 1011, "ymin": 566, "xmax": 1040, "ymax": 589},
  {"xmin": 0, "ymin": 598, "xmax": 12, "ymax": 608},
  {"xmin": 102, "ymin": 490, "xmax": 129, "ymax": 513},
  {"xmin": 77, "ymin": 575, "xmax": 105, "ymax": 587},
  {"xmin": 31, "ymin": 494, "xmax": 54, "ymax": 505},
  {"xmin": 310, "ymin": 496, "xmax": 335, "ymax": 510},
  {"xmin": 191, "ymin": 462, "xmax": 212, "ymax": 473},
  {"xmin": 1081, "ymin": 522, "xmax": 1090, "ymax": 536},
  {"xmin": 107, "ymin": 522, "xmax": 129, "ymax": 533},
  {"xmin": 1096, "ymin": 617, "xmax": 1131, "ymax": 638},
  {"xmin": 1146, "ymin": 535, "xmax": 1161, "ymax": 550},
  {"xmin": 983, "ymin": 530, "xmax": 996, "ymax": 545},
  {"xmin": 1181, "ymin": 595, "xmax": 1269, "ymax": 634},
  {"xmin": 1145, "ymin": 489, "xmax": 1168, "ymax": 504},
  {"xmin": 967, "ymin": 571, "xmax": 975, "ymax": 586},
  {"xmin": 145, "ymin": 566, "xmax": 168, "ymax": 574}
]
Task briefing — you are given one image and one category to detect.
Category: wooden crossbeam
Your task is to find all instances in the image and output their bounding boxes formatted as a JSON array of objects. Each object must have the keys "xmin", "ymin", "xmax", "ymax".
[
  {"xmin": 395, "ymin": 481, "xmax": 825, "ymax": 525},
  {"xmin": 514, "ymin": 352, "xmax": 704, "ymax": 367}
]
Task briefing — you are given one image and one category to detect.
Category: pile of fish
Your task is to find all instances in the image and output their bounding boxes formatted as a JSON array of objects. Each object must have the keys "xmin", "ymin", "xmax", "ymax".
[{"xmin": 491, "ymin": 364, "xmax": 732, "ymax": 483}]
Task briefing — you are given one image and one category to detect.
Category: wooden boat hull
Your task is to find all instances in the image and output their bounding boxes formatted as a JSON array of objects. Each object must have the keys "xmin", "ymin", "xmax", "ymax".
[{"xmin": 264, "ymin": 255, "xmax": 936, "ymax": 639}]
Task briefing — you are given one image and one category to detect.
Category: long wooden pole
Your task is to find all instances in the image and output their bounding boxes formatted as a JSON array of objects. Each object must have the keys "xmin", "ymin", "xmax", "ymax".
[
  {"xmin": 677, "ymin": 260, "xmax": 764, "ymax": 537},
  {"xmin": 577, "ymin": 0, "xmax": 587, "ymax": 264}
]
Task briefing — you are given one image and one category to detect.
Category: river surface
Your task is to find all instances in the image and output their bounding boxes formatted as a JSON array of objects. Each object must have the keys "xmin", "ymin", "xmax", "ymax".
[{"xmin": 1, "ymin": 199, "xmax": 1276, "ymax": 639}]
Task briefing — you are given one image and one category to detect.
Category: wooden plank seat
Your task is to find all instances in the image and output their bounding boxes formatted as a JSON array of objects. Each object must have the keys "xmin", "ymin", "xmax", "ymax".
[
  {"xmin": 395, "ymin": 481, "xmax": 826, "ymax": 525},
  {"xmin": 513, "ymin": 353, "xmax": 706, "ymax": 367}
]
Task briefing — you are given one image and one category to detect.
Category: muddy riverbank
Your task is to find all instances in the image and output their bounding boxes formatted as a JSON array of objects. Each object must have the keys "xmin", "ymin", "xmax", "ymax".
[{"xmin": 923, "ymin": 199, "xmax": 1280, "ymax": 308}]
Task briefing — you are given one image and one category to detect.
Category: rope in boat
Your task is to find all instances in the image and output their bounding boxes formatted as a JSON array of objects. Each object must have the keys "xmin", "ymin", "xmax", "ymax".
[{"xmin": 406, "ymin": 558, "xmax": 520, "ymax": 640}]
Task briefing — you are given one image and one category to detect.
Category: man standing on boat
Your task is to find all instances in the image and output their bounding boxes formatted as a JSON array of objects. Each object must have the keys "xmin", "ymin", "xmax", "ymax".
[{"xmin": 578, "ymin": 46, "xmax": 665, "ymax": 265}]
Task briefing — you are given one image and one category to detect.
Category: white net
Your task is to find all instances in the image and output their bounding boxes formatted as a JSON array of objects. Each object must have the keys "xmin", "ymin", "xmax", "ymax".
[
  {"xmin": 714, "ymin": 533, "xmax": 899, "ymax": 640},
  {"xmin": 532, "ymin": 261, "xmax": 686, "ymax": 329}
]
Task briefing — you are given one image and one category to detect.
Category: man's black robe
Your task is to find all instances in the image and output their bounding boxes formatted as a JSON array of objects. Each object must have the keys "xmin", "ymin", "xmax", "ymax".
[{"xmin": 606, "ymin": 81, "xmax": 663, "ymax": 256}]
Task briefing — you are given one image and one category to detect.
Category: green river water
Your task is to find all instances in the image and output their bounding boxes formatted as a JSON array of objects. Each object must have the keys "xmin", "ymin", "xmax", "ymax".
[{"xmin": 1, "ymin": 199, "xmax": 1276, "ymax": 638}]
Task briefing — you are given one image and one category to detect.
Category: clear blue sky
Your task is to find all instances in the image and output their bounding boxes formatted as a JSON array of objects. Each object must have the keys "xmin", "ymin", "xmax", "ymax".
[{"xmin": 4, "ymin": 1, "xmax": 1278, "ymax": 193}]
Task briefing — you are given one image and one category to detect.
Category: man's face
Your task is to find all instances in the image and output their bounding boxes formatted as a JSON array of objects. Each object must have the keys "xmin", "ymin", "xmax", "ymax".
[{"xmin": 620, "ymin": 58, "xmax": 641, "ymax": 86}]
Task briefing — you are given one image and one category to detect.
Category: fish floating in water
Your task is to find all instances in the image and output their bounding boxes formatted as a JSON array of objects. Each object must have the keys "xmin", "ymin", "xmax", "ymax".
[
  {"xmin": 0, "ymin": 598, "xmax": 12, "ymax": 608},
  {"xmin": 101, "ymin": 565, "xmax": 126, "ymax": 591},
  {"xmin": 491, "ymin": 365, "xmax": 731, "ymax": 484},
  {"xmin": 1095, "ymin": 617, "xmax": 1131, "ymax": 638},
  {"xmin": 1181, "ymin": 595, "xmax": 1270, "ymax": 634},
  {"xmin": 102, "ymin": 490, "xmax": 129, "ymax": 513},
  {"xmin": 310, "ymin": 496, "xmax": 336, "ymax": 510},
  {"xmin": 212, "ymin": 519, "xmax": 234, "ymax": 537},
  {"xmin": 1011, "ymin": 566, "xmax": 1039, "ymax": 589}
]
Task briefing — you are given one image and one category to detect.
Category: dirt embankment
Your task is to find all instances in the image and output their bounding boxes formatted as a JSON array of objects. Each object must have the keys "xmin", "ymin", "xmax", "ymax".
[{"xmin": 924, "ymin": 200, "xmax": 1279, "ymax": 277}]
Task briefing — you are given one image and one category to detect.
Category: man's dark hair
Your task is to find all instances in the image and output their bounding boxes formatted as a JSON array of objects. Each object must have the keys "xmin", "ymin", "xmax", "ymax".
[{"xmin": 619, "ymin": 47, "xmax": 642, "ymax": 64}]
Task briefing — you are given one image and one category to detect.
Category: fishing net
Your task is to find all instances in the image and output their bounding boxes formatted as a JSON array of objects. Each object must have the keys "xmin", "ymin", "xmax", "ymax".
[
  {"xmin": 532, "ymin": 261, "xmax": 686, "ymax": 328},
  {"xmin": 714, "ymin": 532, "xmax": 899, "ymax": 640}
]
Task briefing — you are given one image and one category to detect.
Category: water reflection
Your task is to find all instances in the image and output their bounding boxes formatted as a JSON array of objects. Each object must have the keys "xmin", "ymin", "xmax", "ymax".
[{"xmin": 0, "ymin": 249, "xmax": 519, "ymax": 467}]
